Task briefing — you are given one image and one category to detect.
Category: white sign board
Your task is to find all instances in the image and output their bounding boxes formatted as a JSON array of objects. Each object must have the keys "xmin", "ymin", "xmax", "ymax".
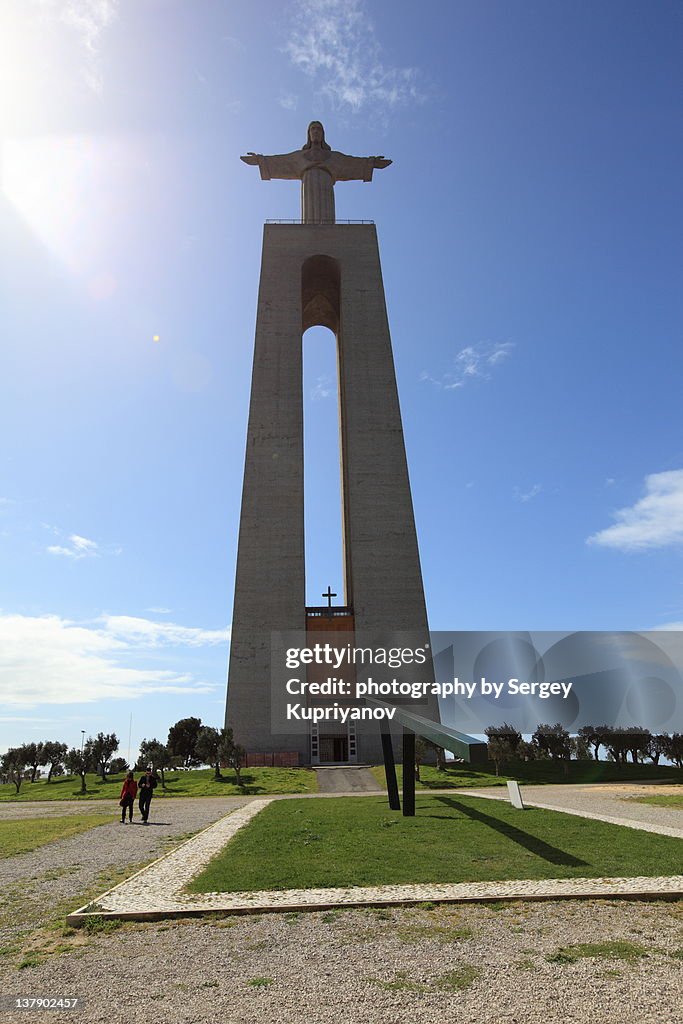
[{"xmin": 507, "ymin": 780, "xmax": 525, "ymax": 810}]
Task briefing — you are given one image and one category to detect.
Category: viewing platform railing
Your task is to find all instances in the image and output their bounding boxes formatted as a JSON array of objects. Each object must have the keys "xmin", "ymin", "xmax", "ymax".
[
  {"xmin": 306, "ymin": 606, "xmax": 354, "ymax": 618},
  {"xmin": 265, "ymin": 219, "xmax": 375, "ymax": 225}
]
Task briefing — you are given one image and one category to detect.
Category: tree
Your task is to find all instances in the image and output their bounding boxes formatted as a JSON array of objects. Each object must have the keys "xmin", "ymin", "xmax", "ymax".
[
  {"xmin": 578, "ymin": 725, "xmax": 601, "ymax": 761},
  {"xmin": 220, "ymin": 728, "xmax": 246, "ymax": 788},
  {"xmin": 84, "ymin": 733, "xmax": 119, "ymax": 781},
  {"xmin": 137, "ymin": 739, "xmax": 173, "ymax": 789},
  {"xmin": 64, "ymin": 748, "xmax": 88, "ymax": 794},
  {"xmin": 425, "ymin": 740, "xmax": 447, "ymax": 771},
  {"xmin": 2, "ymin": 747, "xmax": 29, "ymax": 794},
  {"xmin": 532, "ymin": 723, "xmax": 571, "ymax": 772},
  {"xmin": 167, "ymin": 717, "xmax": 202, "ymax": 768},
  {"xmin": 663, "ymin": 733, "xmax": 683, "ymax": 768},
  {"xmin": 570, "ymin": 734, "xmax": 591, "ymax": 761},
  {"xmin": 625, "ymin": 727, "xmax": 651, "ymax": 765},
  {"xmin": 20, "ymin": 742, "xmax": 43, "ymax": 783},
  {"xmin": 196, "ymin": 727, "xmax": 224, "ymax": 779},
  {"xmin": 413, "ymin": 738, "xmax": 427, "ymax": 781},
  {"xmin": 602, "ymin": 728, "xmax": 630, "ymax": 766},
  {"xmin": 648, "ymin": 733, "xmax": 670, "ymax": 766},
  {"xmin": 41, "ymin": 741, "xmax": 68, "ymax": 782},
  {"xmin": 485, "ymin": 723, "xmax": 522, "ymax": 776},
  {"xmin": 517, "ymin": 739, "xmax": 537, "ymax": 761},
  {"xmin": 108, "ymin": 757, "xmax": 129, "ymax": 776}
]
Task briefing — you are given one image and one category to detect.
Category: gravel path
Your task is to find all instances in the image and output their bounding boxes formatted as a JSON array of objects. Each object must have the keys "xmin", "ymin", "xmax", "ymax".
[
  {"xmin": 457, "ymin": 783, "xmax": 683, "ymax": 836},
  {"xmin": 1, "ymin": 897, "xmax": 682, "ymax": 1023},
  {"xmin": 0, "ymin": 801, "xmax": 117, "ymax": 820},
  {"xmin": 1, "ymin": 788, "xmax": 682, "ymax": 1023},
  {"xmin": 0, "ymin": 798, "xmax": 249, "ymax": 888},
  {"xmin": 0, "ymin": 796, "xmax": 248, "ymax": 959}
]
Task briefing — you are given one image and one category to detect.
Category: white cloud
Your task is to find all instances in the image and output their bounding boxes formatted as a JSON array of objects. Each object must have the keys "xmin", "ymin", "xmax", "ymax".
[
  {"xmin": 101, "ymin": 615, "xmax": 229, "ymax": 648},
  {"xmin": 310, "ymin": 374, "xmax": 334, "ymax": 400},
  {"xmin": 653, "ymin": 622, "xmax": 683, "ymax": 631},
  {"xmin": 284, "ymin": 0, "xmax": 424, "ymax": 112},
  {"xmin": 145, "ymin": 606, "xmax": 172, "ymax": 615},
  {"xmin": 0, "ymin": 715, "xmax": 55, "ymax": 723},
  {"xmin": 421, "ymin": 342, "xmax": 514, "ymax": 391},
  {"xmin": 514, "ymin": 483, "xmax": 542, "ymax": 503},
  {"xmin": 0, "ymin": 613, "xmax": 225, "ymax": 708},
  {"xmin": 587, "ymin": 470, "xmax": 683, "ymax": 551},
  {"xmin": 486, "ymin": 345, "xmax": 514, "ymax": 366},
  {"xmin": 47, "ymin": 533, "xmax": 99, "ymax": 559},
  {"xmin": 71, "ymin": 534, "xmax": 97, "ymax": 553},
  {"xmin": 279, "ymin": 92, "xmax": 299, "ymax": 111},
  {"xmin": 35, "ymin": 0, "xmax": 118, "ymax": 93}
]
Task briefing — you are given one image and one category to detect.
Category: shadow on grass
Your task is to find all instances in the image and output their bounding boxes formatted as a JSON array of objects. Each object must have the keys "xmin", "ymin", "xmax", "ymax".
[{"xmin": 434, "ymin": 797, "xmax": 588, "ymax": 867}]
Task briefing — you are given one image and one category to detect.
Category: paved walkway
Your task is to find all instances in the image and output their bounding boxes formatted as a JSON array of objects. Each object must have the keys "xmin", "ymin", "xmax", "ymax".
[
  {"xmin": 315, "ymin": 767, "xmax": 383, "ymax": 792},
  {"xmin": 452, "ymin": 783, "xmax": 683, "ymax": 839}
]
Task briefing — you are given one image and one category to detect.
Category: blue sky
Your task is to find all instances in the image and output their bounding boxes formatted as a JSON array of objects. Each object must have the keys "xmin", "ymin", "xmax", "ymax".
[{"xmin": 1, "ymin": 0, "xmax": 682, "ymax": 760}]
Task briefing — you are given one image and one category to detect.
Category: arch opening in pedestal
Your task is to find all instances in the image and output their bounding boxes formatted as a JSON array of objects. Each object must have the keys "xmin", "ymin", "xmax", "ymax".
[{"xmin": 303, "ymin": 324, "xmax": 345, "ymax": 609}]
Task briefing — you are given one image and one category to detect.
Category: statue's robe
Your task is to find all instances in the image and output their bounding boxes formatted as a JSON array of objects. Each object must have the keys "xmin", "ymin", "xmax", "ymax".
[{"xmin": 243, "ymin": 148, "xmax": 381, "ymax": 224}]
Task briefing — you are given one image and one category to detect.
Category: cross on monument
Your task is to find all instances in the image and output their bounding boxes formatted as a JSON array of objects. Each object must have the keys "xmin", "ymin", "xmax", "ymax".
[{"xmin": 322, "ymin": 586, "xmax": 337, "ymax": 608}]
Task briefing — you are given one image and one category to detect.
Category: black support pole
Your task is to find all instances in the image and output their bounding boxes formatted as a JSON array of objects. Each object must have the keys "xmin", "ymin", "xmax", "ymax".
[
  {"xmin": 402, "ymin": 729, "xmax": 415, "ymax": 817},
  {"xmin": 381, "ymin": 729, "xmax": 401, "ymax": 811}
]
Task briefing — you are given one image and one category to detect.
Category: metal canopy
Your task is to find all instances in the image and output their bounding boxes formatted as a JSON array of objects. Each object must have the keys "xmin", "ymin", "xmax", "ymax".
[{"xmin": 365, "ymin": 697, "xmax": 488, "ymax": 764}]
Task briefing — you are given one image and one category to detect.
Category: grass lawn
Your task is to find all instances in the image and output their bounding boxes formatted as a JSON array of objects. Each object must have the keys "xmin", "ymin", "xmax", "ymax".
[
  {"xmin": 0, "ymin": 767, "xmax": 318, "ymax": 802},
  {"xmin": 0, "ymin": 815, "xmax": 114, "ymax": 858},
  {"xmin": 371, "ymin": 760, "xmax": 682, "ymax": 790},
  {"xmin": 630, "ymin": 794, "xmax": 683, "ymax": 810},
  {"xmin": 188, "ymin": 793, "xmax": 683, "ymax": 893}
]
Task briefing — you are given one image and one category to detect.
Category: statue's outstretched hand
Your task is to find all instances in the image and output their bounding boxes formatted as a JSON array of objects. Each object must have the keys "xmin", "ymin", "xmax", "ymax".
[
  {"xmin": 241, "ymin": 153, "xmax": 261, "ymax": 165},
  {"xmin": 371, "ymin": 157, "xmax": 392, "ymax": 169}
]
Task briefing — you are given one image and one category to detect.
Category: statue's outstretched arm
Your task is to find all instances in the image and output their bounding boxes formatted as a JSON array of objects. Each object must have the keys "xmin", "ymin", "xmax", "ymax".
[
  {"xmin": 239, "ymin": 151, "xmax": 304, "ymax": 181},
  {"xmin": 329, "ymin": 153, "xmax": 393, "ymax": 182}
]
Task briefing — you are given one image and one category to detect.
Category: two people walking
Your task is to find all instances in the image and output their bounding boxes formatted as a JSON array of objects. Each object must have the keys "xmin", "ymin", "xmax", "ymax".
[{"xmin": 119, "ymin": 767, "xmax": 158, "ymax": 824}]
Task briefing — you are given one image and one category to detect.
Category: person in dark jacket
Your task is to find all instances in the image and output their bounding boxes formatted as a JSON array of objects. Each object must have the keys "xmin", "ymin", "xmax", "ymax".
[
  {"xmin": 137, "ymin": 767, "xmax": 158, "ymax": 824},
  {"xmin": 119, "ymin": 771, "xmax": 137, "ymax": 823}
]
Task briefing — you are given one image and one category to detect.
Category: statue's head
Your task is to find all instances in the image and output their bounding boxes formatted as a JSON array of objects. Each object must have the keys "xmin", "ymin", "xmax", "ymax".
[{"xmin": 303, "ymin": 121, "xmax": 331, "ymax": 151}]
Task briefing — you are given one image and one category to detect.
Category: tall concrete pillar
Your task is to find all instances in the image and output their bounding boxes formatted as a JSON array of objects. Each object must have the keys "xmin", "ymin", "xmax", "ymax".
[{"xmin": 226, "ymin": 224, "xmax": 439, "ymax": 763}]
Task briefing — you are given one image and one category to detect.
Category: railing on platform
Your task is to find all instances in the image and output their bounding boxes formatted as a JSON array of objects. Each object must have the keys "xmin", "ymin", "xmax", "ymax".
[
  {"xmin": 265, "ymin": 219, "xmax": 375, "ymax": 225},
  {"xmin": 306, "ymin": 606, "xmax": 354, "ymax": 617}
]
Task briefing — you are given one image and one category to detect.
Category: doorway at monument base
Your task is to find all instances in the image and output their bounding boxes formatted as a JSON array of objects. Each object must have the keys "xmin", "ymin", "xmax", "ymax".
[
  {"xmin": 311, "ymin": 718, "xmax": 355, "ymax": 764},
  {"xmin": 316, "ymin": 730, "xmax": 349, "ymax": 764},
  {"xmin": 239, "ymin": 725, "xmax": 417, "ymax": 768}
]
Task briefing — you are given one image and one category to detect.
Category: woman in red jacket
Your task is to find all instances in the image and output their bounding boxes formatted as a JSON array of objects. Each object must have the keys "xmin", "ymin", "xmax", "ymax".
[{"xmin": 119, "ymin": 771, "xmax": 138, "ymax": 823}]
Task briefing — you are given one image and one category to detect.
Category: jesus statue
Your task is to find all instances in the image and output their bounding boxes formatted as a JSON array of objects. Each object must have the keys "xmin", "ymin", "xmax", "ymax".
[{"xmin": 240, "ymin": 121, "xmax": 392, "ymax": 224}]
